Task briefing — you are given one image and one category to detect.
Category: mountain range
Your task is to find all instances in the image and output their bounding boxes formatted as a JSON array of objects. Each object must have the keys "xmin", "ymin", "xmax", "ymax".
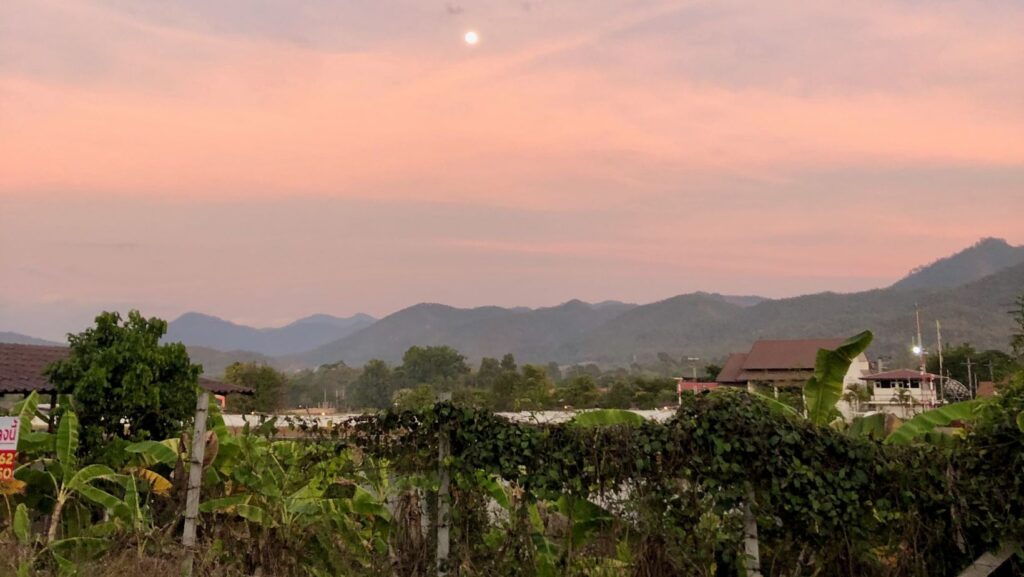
[
  {"xmin": 3, "ymin": 238, "xmax": 1022, "ymax": 372},
  {"xmin": 163, "ymin": 313, "xmax": 376, "ymax": 356}
]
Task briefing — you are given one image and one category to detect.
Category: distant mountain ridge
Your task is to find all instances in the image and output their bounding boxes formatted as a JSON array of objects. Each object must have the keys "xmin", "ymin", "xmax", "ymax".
[
  {"xmin": 0, "ymin": 332, "xmax": 63, "ymax": 346},
  {"xmin": 8, "ymin": 238, "xmax": 1021, "ymax": 370},
  {"xmin": 891, "ymin": 238, "xmax": 1024, "ymax": 291},
  {"xmin": 298, "ymin": 238, "xmax": 1023, "ymax": 366},
  {"xmin": 165, "ymin": 312, "xmax": 376, "ymax": 356}
]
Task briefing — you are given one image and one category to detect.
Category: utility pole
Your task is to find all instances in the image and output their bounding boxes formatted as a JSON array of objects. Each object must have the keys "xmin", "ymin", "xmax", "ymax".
[
  {"xmin": 936, "ymin": 320, "xmax": 944, "ymax": 404},
  {"xmin": 965, "ymin": 357, "xmax": 975, "ymax": 399}
]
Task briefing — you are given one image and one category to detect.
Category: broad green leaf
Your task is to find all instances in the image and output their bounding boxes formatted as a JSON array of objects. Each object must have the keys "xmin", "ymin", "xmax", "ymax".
[
  {"xmin": 13, "ymin": 503, "xmax": 31, "ymax": 545},
  {"xmin": 12, "ymin": 391, "xmax": 40, "ymax": 438},
  {"xmin": 199, "ymin": 494, "xmax": 250, "ymax": 513},
  {"xmin": 66, "ymin": 464, "xmax": 119, "ymax": 491},
  {"xmin": 56, "ymin": 412, "xmax": 79, "ymax": 482},
  {"xmin": 476, "ymin": 473, "xmax": 511, "ymax": 511},
  {"xmin": 125, "ymin": 440, "xmax": 178, "ymax": 466},
  {"xmin": 1017, "ymin": 411, "xmax": 1024, "ymax": 433},
  {"xmin": 751, "ymin": 392, "xmax": 800, "ymax": 417},
  {"xmin": 237, "ymin": 504, "xmax": 273, "ymax": 527},
  {"xmin": 885, "ymin": 400, "xmax": 984, "ymax": 445},
  {"xmin": 805, "ymin": 331, "xmax": 873, "ymax": 426},
  {"xmin": 848, "ymin": 413, "xmax": 888, "ymax": 440},
  {"xmin": 75, "ymin": 484, "xmax": 128, "ymax": 519},
  {"xmin": 569, "ymin": 409, "xmax": 646, "ymax": 427},
  {"xmin": 123, "ymin": 474, "xmax": 141, "ymax": 527},
  {"xmin": 352, "ymin": 486, "xmax": 389, "ymax": 519},
  {"xmin": 19, "ymin": 431, "xmax": 53, "ymax": 455}
]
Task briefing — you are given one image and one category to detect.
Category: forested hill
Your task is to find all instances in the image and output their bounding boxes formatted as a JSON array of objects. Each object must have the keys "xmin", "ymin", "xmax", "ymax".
[
  {"xmin": 302, "ymin": 260, "xmax": 1024, "ymax": 367},
  {"xmin": 891, "ymin": 237, "xmax": 1024, "ymax": 291}
]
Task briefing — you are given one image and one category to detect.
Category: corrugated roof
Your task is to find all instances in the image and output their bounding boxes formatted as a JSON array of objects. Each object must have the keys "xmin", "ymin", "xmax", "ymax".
[
  {"xmin": 0, "ymin": 343, "xmax": 252, "ymax": 396},
  {"xmin": 715, "ymin": 353, "xmax": 748, "ymax": 384},
  {"xmin": 742, "ymin": 339, "xmax": 846, "ymax": 370}
]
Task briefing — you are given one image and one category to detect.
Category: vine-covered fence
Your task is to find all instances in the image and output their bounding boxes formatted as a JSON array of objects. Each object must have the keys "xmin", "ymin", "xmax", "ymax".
[{"xmin": 4, "ymin": 386, "xmax": 1022, "ymax": 577}]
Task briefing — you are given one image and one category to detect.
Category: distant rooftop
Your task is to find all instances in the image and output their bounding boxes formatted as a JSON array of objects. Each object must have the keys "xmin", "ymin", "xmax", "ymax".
[{"xmin": 0, "ymin": 343, "xmax": 252, "ymax": 396}]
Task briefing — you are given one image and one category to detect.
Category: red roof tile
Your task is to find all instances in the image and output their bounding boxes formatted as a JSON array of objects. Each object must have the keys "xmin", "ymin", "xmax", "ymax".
[
  {"xmin": 715, "ymin": 353, "xmax": 749, "ymax": 384},
  {"xmin": 742, "ymin": 339, "xmax": 846, "ymax": 370}
]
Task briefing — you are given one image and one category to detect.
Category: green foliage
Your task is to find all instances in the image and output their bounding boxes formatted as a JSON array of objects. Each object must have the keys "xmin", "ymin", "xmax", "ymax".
[
  {"xmin": 287, "ymin": 361, "xmax": 359, "ymax": 408},
  {"xmin": 847, "ymin": 413, "xmax": 888, "ymax": 440},
  {"xmin": 1011, "ymin": 293, "xmax": 1024, "ymax": 359},
  {"xmin": 398, "ymin": 345, "xmax": 470, "ymax": 389},
  {"xmin": 804, "ymin": 330, "xmax": 873, "ymax": 425},
  {"xmin": 392, "ymin": 383, "xmax": 437, "ymax": 411},
  {"xmin": 349, "ymin": 359, "xmax": 395, "ymax": 409},
  {"xmin": 927, "ymin": 343, "xmax": 1020, "ymax": 388},
  {"xmin": 46, "ymin": 310, "xmax": 199, "ymax": 458},
  {"xmin": 568, "ymin": 409, "xmax": 647, "ymax": 427},
  {"xmin": 558, "ymin": 374, "xmax": 599, "ymax": 408},
  {"xmin": 224, "ymin": 362, "xmax": 287, "ymax": 413},
  {"xmin": 884, "ymin": 400, "xmax": 983, "ymax": 445}
]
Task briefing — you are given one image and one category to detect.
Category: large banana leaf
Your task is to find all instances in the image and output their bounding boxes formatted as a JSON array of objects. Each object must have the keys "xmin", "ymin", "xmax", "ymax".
[
  {"xmin": 569, "ymin": 409, "xmax": 646, "ymax": 427},
  {"xmin": 199, "ymin": 493, "xmax": 251, "ymax": 513},
  {"xmin": 237, "ymin": 504, "xmax": 274, "ymax": 527},
  {"xmin": 56, "ymin": 412, "xmax": 80, "ymax": 484},
  {"xmin": 12, "ymin": 391, "xmax": 40, "ymax": 437},
  {"xmin": 752, "ymin": 392, "xmax": 800, "ymax": 417},
  {"xmin": 884, "ymin": 400, "xmax": 984, "ymax": 445},
  {"xmin": 848, "ymin": 413, "xmax": 888, "ymax": 440},
  {"xmin": 125, "ymin": 440, "xmax": 178, "ymax": 466},
  {"xmin": 66, "ymin": 464, "xmax": 119, "ymax": 491},
  {"xmin": 13, "ymin": 503, "xmax": 30, "ymax": 545},
  {"xmin": 805, "ymin": 331, "xmax": 873, "ymax": 426}
]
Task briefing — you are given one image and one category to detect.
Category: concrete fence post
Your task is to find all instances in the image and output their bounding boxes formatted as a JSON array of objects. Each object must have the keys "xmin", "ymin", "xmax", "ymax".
[{"xmin": 181, "ymin": 390, "xmax": 209, "ymax": 577}]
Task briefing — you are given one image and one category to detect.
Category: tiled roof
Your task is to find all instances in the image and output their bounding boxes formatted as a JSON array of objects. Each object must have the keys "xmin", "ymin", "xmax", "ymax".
[
  {"xmin": 742, "ymin": 339, "xmax": 846, "ymax": 370},
  {"xmin": 0, "ymin": 344, "xmax": 69, "ymax": 394},
  {"xmin": 715, "ymin": 353, "xmax": 748, "ymax": 384},
  {"xmin": 0, "ymin": 343, "xmax": 252, "ymax": 395}
]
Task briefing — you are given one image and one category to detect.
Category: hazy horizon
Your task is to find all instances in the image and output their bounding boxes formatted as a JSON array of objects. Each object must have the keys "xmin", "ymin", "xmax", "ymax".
[{"xmin": 3, "ymin": 0, "xmax": 1024, "ymax": 340}]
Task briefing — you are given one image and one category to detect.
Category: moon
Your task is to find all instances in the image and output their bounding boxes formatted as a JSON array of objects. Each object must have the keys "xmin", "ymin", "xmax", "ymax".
[{"xmin": 464, "ymin": 30, "xmax": 479, "ymax": 45}]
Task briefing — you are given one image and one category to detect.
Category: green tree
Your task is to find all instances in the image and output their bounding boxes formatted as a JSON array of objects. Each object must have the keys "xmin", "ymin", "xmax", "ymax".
[
  {"xmin": 603, "ymin": 379, "xmax": 635, "ymax": 409},
  {"xmin": 544, "ymin": 361, "xmax": 563, "ymax": 383},
  {"xmin": 392, "ymin": 384, "xmax": 437, "ymax": 411},
  {"xmin": 1011, "ymin": 293, "xmax": 1024, "ymax": 360},
  {"xmin": 702, "ymin": 363, "xmax": 723, "ymax": 381},
  {"xmin": 351, "ymin": 360, "xmax": 395, "ymax": 409},
  {"xmin": 490, "ymin": 370, "xmax": 524, "ymax": 412},
  {"xmin": 287, "ymin": 361, "xmax": 360, "ymax": 409},
  {"xmin": 46, "ymin": 311, "xmax": 199, "ymax": 461},
  {"xmin": 559, "ymin": 375, "xmax": 599, "ymax": 408},
  {"xmin": 474, "ymin": 357, "xmax": 503, "ymax": 389},
  {"xmin": 926, "ymin": 344, "xmax": 1019, "ymax": 386},
  {"xmin": 398, "ymin": 345, "xmax": 469, "ymax": 389},
  {"xmin": 225, "ymin": 362, "xmax": 287, "ymax": 413},
  {"xmin": 499, "ymin": 353, "xmax": 517, "ymax": 373},
  {"xmin": 518, "ymin": 365, "xmax": 554, "ymax": 410}
]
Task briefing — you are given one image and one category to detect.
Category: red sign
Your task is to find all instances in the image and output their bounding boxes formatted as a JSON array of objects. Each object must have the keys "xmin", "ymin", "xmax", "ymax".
[{"xmin": 0, "ymin": 417, "xmax": 19, "ymax": 481}]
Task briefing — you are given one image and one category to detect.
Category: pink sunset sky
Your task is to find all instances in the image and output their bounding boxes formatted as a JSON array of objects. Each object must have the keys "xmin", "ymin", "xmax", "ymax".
[{"xmin": 2, "ymin": 0, "xmax": 1023, "ymax": 339}]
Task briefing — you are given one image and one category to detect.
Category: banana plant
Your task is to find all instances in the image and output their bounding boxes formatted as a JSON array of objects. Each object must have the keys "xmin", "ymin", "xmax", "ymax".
[
  {"xmin": 804, "ymin": 330, "xmax": 874, "ymax": 425},
  {"xmin": 40, "ymin": 411, "xmax": 129, "ymax": 543},
  {"xmin": 884, "ymin": 399, "xmax": 984, "ymax": 445}
]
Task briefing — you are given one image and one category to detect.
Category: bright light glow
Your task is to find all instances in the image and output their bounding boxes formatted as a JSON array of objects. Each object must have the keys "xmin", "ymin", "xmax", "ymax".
[
  {"xmin": 912, "ymin": 345, "xmax": 923, "ymax": 355},
  {"xmin": 464, "ymin": 31, "xmax": 479, "ymax": 45}
]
